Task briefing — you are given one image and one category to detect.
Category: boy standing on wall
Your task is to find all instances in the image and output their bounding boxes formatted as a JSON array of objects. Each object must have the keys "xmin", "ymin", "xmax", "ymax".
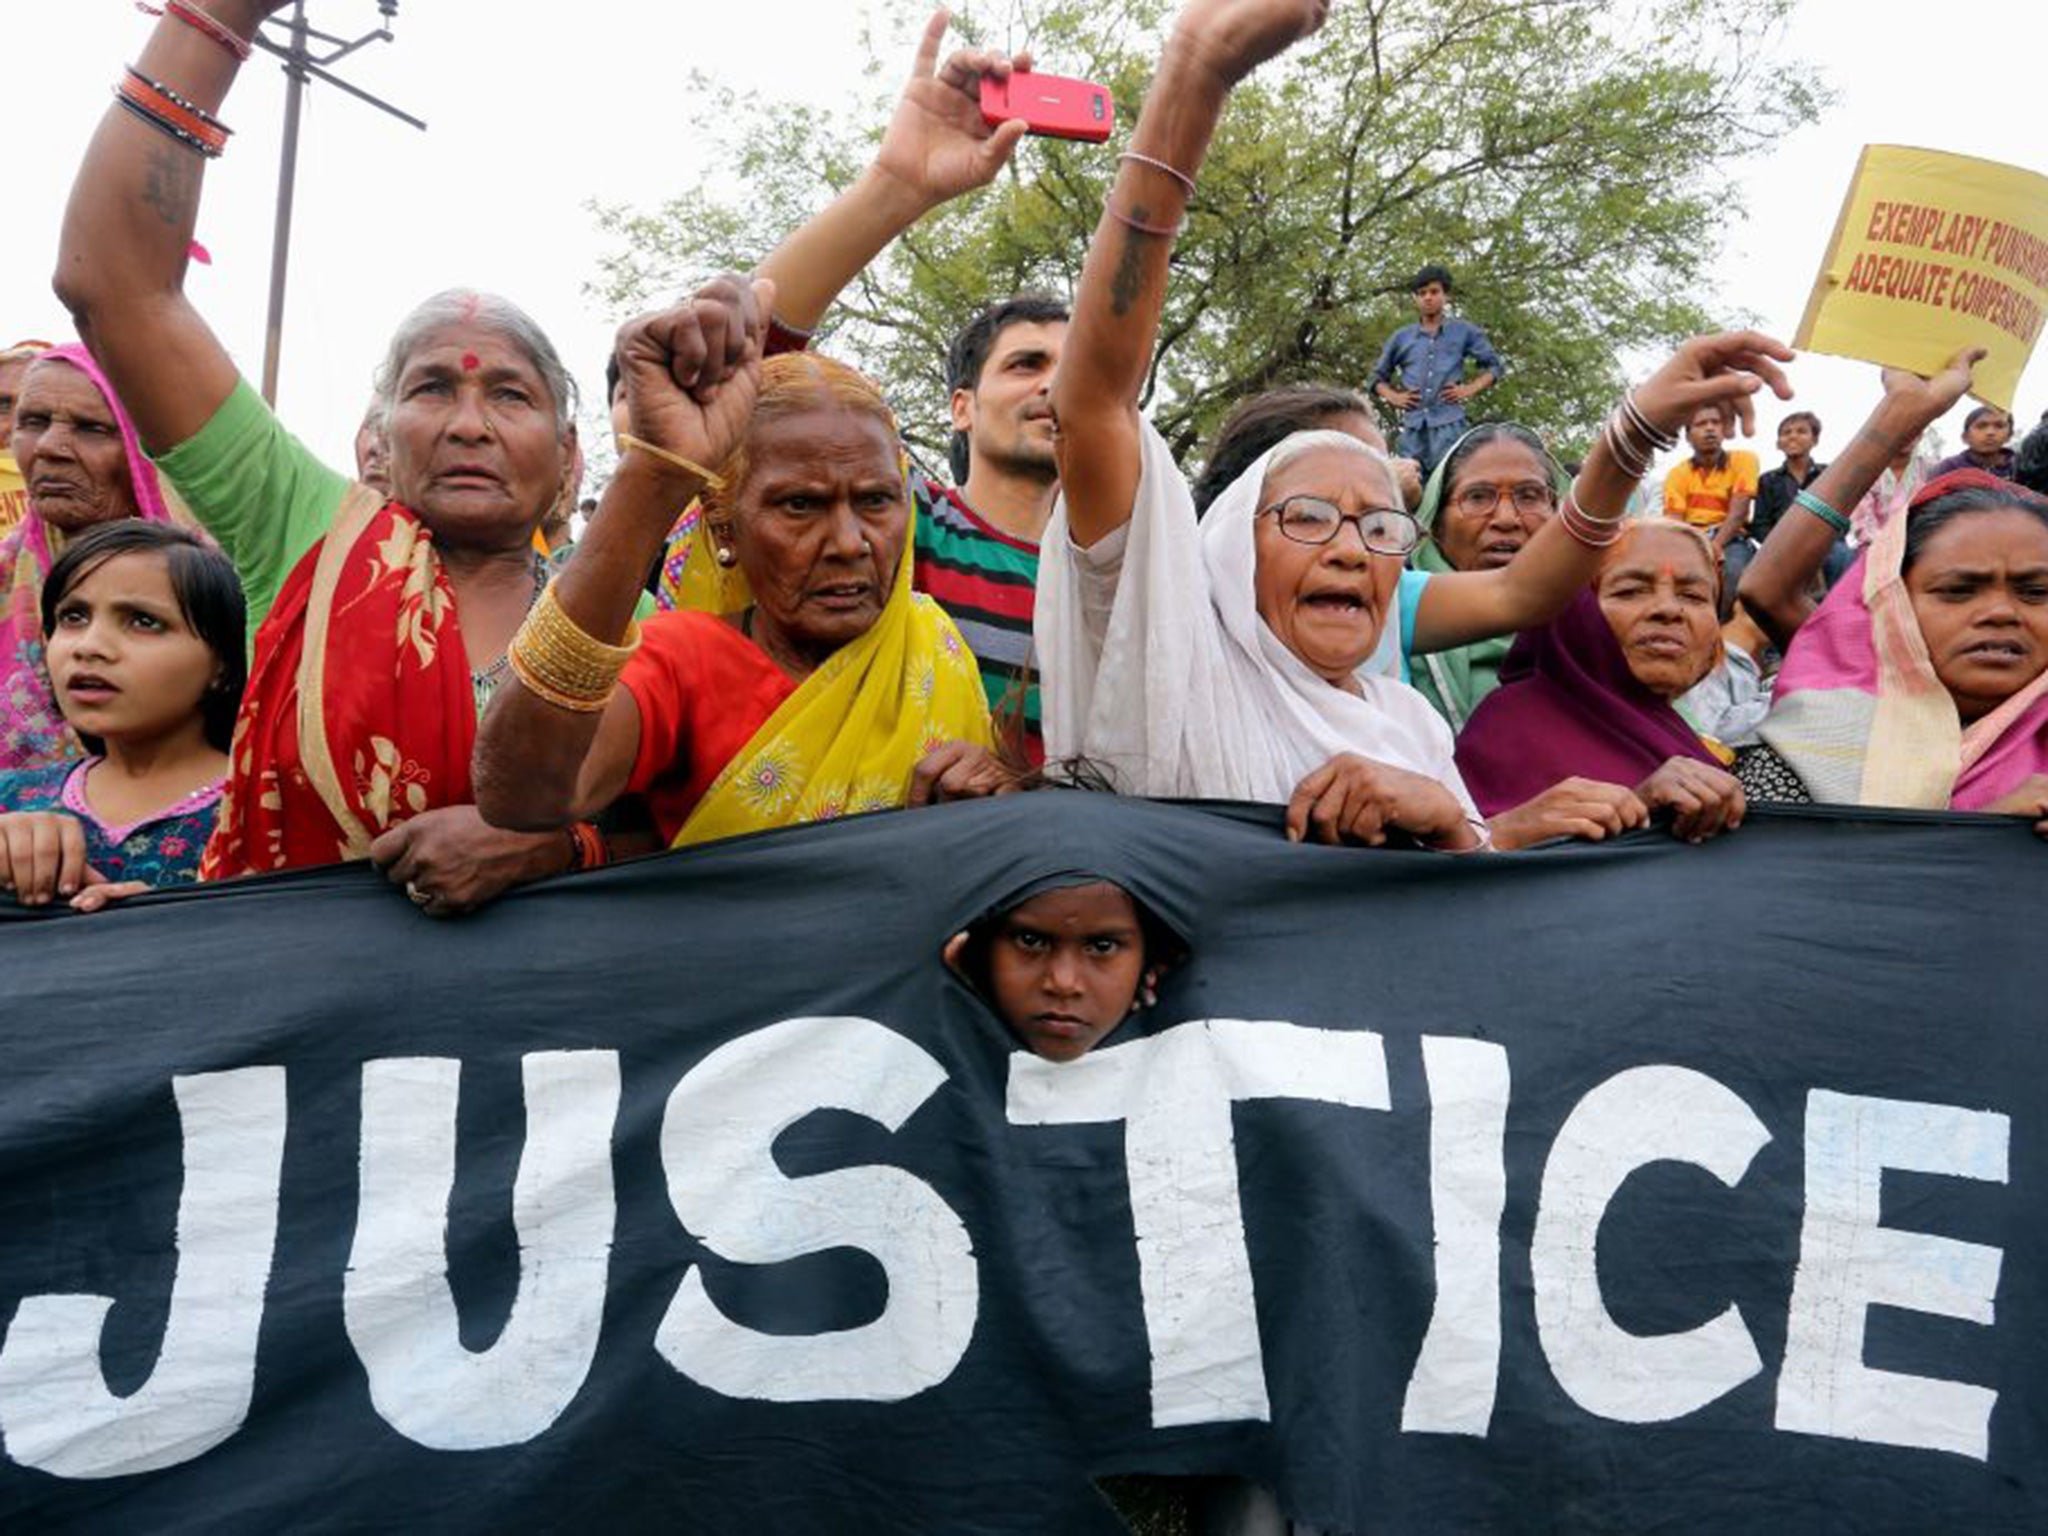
[{"xmin": 1371, "ymin": 265, "xmax": 1500, "ymax": 475}]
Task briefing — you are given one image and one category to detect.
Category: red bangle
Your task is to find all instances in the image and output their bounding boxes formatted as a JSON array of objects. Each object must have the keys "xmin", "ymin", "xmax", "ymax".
[
  {"xmin": 114, "ymin": 86, "xmax": 227, "ymax": 159},
  {"xmin": 567, "ymin": 821, "xmax": 609, "ymax": 871},
  {"xmin": 118, "ymin": 71, "xmax": 232, "ymax": 154},
  {"xmin": 138, "ymin": 1, "xmax": 255, "ymax": 62},
  {"xmin": 124, "ymin": 65, "xmax": 228, "ymax": 128}
]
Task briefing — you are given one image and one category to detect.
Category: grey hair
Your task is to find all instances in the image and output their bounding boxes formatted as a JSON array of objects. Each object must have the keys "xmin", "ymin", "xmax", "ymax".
[
  {"xmin": 371, "ymin": 289, "xmax": 579, "ymax": 433},
  {"xmin": 1259, "ymin": 428, "xmax": 1399, "ymax": 507}
]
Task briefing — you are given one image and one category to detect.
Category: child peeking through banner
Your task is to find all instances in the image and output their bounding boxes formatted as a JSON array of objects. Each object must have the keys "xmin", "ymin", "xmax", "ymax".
[{"xmin": 944, "ymin": 875, "xmax": 1188, "ymax": 1061}]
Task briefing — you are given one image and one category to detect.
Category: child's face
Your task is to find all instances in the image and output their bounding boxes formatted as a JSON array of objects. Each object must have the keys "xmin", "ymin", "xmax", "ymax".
[
  {"xmin": 1967, "ymin": 411, "xmax": 2014, "ymax": 455},
  {"xmin": 1775, "ymin": 418, "xmax": 1815, "ymax": 460},
  {"xmin": 986, "ymin": 882, "xmax": 1149, "ymax": 1063},
  {"xmin": 45, "ymin": 551, "xmax": 218, "ymax": 747}
]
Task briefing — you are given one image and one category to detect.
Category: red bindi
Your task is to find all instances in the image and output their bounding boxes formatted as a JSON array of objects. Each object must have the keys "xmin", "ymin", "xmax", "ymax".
[{"xmin": 460, "ymin": 352, "xmax": 481, "ymax": 372}]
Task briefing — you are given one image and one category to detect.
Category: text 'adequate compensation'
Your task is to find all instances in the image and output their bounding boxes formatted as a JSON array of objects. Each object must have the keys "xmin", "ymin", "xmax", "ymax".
[{"xmin": 1796, "ymin": 145, "xmax": 2048, "ymax": 408}]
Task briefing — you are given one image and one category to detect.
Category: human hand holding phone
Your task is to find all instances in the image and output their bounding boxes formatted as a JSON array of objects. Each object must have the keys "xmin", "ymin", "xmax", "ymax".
[
  {"xmin": 979, "ymin": 69, "xmax": 1115, "ymax": 144},
  {"xmin": 874, "ymin": 8, "xmax": 1036, "ymax": 212}
]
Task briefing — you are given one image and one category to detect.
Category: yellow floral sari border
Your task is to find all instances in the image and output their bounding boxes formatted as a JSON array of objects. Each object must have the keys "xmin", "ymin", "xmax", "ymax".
[{"xmin": 296, "ymin": 483, "xmax": 394, "ymax": 859}]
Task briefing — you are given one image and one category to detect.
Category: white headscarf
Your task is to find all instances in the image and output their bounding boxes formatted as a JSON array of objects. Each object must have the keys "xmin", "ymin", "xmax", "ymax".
[{"xmin": 1036, "ymin": 416, "xmax": 1476, "ymax": 811}]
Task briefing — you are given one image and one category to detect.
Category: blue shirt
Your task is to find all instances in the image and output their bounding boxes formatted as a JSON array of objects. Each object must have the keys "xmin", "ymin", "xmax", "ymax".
[
  {"xmin": 1371, "ymin": 318, "xmax": 1501, "ymax": 426},
  {"xmin": 1359, "ymin": 569, "xmax": 1433, "ymax": 685},
  {"xmin": 0, "ymin": 759, "xmax": 222, "ymax": 889}
]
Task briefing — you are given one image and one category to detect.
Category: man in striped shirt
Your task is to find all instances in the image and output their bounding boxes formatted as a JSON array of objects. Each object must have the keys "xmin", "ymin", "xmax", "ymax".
[
  {"xmin": 714, "ymin": 17, "xmax": 1069, "ymax": 759},
  {"xmin": 918, "ymin": 296, "xmax": 1069, "ymax": 762}
]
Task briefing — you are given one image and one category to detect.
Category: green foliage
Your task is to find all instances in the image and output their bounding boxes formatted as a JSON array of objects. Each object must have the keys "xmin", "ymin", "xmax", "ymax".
[{"xmin": 589, "ymin": 0, "xmax": 1825, "ymax": 469}]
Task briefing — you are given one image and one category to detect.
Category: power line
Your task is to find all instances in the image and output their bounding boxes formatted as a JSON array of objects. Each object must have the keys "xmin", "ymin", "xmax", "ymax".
[{"xmin": 255, "ymin": 1, "xmax": 426, "ymax": 405}]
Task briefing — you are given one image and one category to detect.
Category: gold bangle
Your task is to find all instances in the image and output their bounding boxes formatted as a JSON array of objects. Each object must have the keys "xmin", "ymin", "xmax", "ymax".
[
  {"xmin": 506, "ymin": 579, "xmax": 640, "ymax": 712},
  {"xmin": 506, "ymin": 644, "xmax": 614, "ymax": 713},
  {"xmin": 616, "ymin": 433, "xmax": 728, "ymax": 491}
]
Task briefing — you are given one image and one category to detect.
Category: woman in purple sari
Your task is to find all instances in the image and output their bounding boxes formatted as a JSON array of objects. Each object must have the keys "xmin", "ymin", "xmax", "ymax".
[{"xmin": 1455, "ymin": 520, "xmax": 1748, "ymax": 848}]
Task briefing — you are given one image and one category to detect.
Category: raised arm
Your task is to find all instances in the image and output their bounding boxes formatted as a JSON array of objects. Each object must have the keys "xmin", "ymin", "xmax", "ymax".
[
  {"xmin": 1054, "ymin": 0, "xmax": 1330, "ymax": 549},
  {"xmin": 1413, "ymin": 332, "xmax": 1794, "ymax": 650},
  {"xmin": 1739, "ymin": 348, "xmax": 1983, "ymax": 650},
  {"xmin": 52, "ymin": 1, "xmax": 285, "ymax": 452},
  {"xmin": 473, "ymin": 278, "xmax": 774, "ymax": 831},
  {"xmin": 753, "ymin": 8, "xmax": 1029, "ymax": 334}
]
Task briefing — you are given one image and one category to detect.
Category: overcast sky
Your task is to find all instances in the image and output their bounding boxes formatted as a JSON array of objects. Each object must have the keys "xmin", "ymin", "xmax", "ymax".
[{"xmin": 8, "ymin": 0, "xmax": 2046, "ymax": 483}]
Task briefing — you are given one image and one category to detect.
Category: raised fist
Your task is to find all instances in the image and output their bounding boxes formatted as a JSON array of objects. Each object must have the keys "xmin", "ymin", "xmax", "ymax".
[
  {"xmin": 1171, "ymin": 0, "xmax": 1332, "ymax": 89},
  {"xmin": 612, "ymin": 274, "xmax": 777, "ymax": 488}
]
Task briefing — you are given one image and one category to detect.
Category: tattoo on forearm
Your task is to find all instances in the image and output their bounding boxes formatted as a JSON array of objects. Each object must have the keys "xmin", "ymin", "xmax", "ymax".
[
  {"xmin": 1108, "ymin": 215, "xmax": 1154, "ymax": 318},
  {"xmin": 140, "ymin": 144, "xmax": 200, "ymax": 229}
]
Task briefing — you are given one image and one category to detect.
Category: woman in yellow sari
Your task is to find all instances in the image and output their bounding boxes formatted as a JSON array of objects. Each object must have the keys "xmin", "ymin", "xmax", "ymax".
[{"xmin": 474, "ymin": 281, "xmax": 1006, "ymax": 848}]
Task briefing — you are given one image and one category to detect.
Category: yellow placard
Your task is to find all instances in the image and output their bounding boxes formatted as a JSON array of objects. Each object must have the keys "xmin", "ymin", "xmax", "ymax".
[{"xmin": 1795, "ymin": 145, "xmax": 2048, "ymax": 411}]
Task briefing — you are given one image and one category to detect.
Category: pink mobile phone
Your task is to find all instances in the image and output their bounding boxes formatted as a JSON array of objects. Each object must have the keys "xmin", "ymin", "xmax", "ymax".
[{"xmin": 979, "ymin": 70, "xmax": 1114, "ymax": 145}]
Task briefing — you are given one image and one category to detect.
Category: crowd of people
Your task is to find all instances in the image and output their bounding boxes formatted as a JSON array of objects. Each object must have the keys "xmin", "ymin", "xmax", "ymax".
[
  {"xmin": 6, "ymin": 5, "xmax": 2047, "ymax": 1528},
  {"xmin": 6, "ymin": 0, "xmax": 2048, "ymax": 1064}
]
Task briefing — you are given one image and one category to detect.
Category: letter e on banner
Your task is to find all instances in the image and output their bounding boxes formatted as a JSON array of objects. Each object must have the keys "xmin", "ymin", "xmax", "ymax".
[
  {"xmin": 657, "ymin": 1017, "xmax": 977, "ymax": 1403},
  {"xmin": 1532, "ymin": 1066, "xmax": 1769, "ymax": 1423},
  {"xmin": 1776, "ymin": 1090, "xmax": 2008, "ymax": 1461}
]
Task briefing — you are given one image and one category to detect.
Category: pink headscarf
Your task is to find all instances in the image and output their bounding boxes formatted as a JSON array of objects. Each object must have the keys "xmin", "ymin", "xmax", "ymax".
[
  {"xmin": 1, "ymin": 344, "xmax": 174, "ymax": 771},
  {"xmin": 1761, "ymin": 469, "xmax": 2048, "ymax": 810}
]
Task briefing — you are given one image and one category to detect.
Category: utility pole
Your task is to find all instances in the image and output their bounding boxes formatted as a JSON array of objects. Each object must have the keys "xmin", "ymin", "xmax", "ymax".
[{"xmin": 257, "ymin": 0, "xmax": 426, "ymax": 406}]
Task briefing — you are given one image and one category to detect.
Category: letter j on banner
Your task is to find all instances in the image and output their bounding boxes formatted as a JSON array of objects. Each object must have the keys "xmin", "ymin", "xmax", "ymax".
[{"xmin": 1795, "ymin": 145, "xmax": 2048, "ymax": 411}]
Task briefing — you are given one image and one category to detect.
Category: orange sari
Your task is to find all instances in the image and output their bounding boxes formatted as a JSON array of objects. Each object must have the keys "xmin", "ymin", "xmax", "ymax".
[{"xmin": 200, "ymin": 486, "xmax": 479, "ymax": 877}]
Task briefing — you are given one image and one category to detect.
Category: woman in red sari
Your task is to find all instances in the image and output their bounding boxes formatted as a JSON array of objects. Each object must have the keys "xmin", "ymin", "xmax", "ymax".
[
  {"xmin": 55, "ymin": 0, "xmax": 605, "ymax": 913},
  {"xmin": 474, "ymin": 303, "xmax": 1003, "ymax": 847}
]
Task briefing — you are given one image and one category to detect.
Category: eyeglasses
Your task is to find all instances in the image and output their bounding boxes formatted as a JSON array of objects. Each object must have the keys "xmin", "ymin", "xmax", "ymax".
[
  {"xmin": 1258, "ymin": 496, "xmax": 1420, "ymax": 556},
  {"xmin": 1451, "ymin": 482, "xmax": 1555, "ymax": 518}
]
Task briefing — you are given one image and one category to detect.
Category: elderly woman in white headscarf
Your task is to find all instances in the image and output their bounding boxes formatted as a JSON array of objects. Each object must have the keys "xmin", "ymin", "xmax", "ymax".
[
  {"xmin": 1041, "ymin": 0, "xmax": 1794, "ymax": 851},
  {"xmin": 1039, "ymin": 414, "xmax": 1477, "ymax": 842}
]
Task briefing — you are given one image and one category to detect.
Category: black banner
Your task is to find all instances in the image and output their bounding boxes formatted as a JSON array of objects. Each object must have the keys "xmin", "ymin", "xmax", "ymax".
[{"xmin": 0, "ymin": 795, "xmax": 2041, "ymax": 1532}]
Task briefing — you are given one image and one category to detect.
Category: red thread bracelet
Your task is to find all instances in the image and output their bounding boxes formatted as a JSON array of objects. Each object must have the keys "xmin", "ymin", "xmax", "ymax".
[{"xmin": 138, "ymin": 1, "xmax": 254, "ymax": 62}]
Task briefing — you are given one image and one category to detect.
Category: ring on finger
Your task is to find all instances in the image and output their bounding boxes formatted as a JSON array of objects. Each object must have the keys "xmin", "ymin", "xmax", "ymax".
[{"xmin": 405, "ymin": 881, "xmax": 434, "ymax": 908}]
